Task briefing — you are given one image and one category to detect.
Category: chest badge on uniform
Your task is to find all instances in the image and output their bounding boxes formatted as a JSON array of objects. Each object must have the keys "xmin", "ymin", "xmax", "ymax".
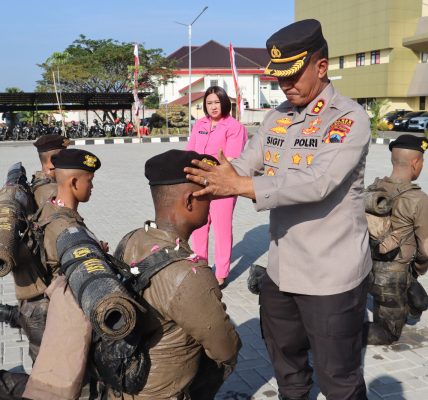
[
  {"xmin": 311, "ymin": 99, "xmax": 325, "ymax": 114},
  {"xmin": 265, "ymin": 167, "xmax": 276, "ymax": 176},
  {"xmin": 306, "ymin": 154, "xmax": 314, "ymax": 166},
  {"xmin": 324, "ymin": 118, "xmax": 354, "ymax": 143},
  {"xmin": 277, "ymin": 117, "xmax": 292, "ymax": 126},
  {"xmin": 270, "ymin": 126, "xmax": 288, "ymax": 135},
  {"xmin": 302, "ymin": 117, "xmax": 321, "ymax": 135},
  {"xmin": 292, "ymin": 153, "xmax": 302, "ymax": 165},
  {"xmin": 265, "ymin": 150, "xmax": 271, "ymax": 162},
  {"xmin": 270, "ymin": 117, "xmax": 293, "ymax": 135}
]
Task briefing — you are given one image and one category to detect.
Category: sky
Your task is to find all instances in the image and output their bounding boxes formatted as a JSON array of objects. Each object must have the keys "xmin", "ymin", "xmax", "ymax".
[{"xmin": 0, "ymin": 0, "xmax": 294, "ymax": 91}]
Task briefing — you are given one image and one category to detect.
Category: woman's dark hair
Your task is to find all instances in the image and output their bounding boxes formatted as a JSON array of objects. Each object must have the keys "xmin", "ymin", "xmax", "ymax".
[{"xmin": 203, "ymin": 86, "xmax": 231, "ymax": 117}]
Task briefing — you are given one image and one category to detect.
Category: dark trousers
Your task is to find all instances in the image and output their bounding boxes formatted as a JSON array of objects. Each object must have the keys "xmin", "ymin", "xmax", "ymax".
[
  {"xmin": 16, "ymin": 297, "xmax": 49, "ymax": 362},
  {"xmin": 260, "ymin": 274, "xmax": 368, "ymax": 400},
  {"xmin": 0, "ymin": 370, "xmax": 28, "ymax": 400}
]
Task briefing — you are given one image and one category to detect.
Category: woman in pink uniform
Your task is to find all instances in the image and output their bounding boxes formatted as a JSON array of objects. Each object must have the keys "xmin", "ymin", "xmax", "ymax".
[{"xmin": 187, "ymin": 86, "xmax": 248, "ymax": 287}]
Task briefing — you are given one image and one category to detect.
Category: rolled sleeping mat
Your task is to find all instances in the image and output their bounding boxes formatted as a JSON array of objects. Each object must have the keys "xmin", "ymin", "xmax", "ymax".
[
  {"xmin": 364, "ymin": 190, "xmax": 392, "ymax": 215},
  {"xmin": 56, "ymin": 226, "xmax": 141, "ymax": 341},
  {"xmin": 0, "ymin": 189, "xmax": 21, "ymax": 277}
]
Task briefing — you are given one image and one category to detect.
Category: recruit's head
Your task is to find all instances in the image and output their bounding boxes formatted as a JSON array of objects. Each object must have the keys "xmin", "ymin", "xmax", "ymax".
[
  {"xmin": 203, "ymin": 86, "xmax": 231, "ymax": 121},
  {"xmin": 145, "ymin": 150, "xmax": 218, "ymax": 231},
  {"xmin": 389, "ymin": 135, "xmax": 427, "ymax": 180},
  {"xmin": 264, "ymin": 19, "xmax": 329, "ymax": 107},
  {"xmin": 52, "ymin": 149, "xmax": 101, "ymax": 203},
  {"xmin": 33, "ymin": 134, "xmax": 70, "ymax": 178}
]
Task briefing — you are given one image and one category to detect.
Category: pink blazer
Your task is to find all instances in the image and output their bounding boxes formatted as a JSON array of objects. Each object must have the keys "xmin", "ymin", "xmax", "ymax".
[{"xmin": 186, "ymin": 115, "xmax": 248, "ymax": 158}]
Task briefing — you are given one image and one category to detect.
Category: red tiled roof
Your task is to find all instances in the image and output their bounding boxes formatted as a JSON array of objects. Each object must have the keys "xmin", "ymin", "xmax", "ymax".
[
  {"xmin": 178, "ymin": 77, "xmax": 204, "ymax": 93},
  {"xmin": 169, "ymin": 92, "xmax": 205, "ymax": 106},
  {"xmin": 169, "ymin": 40, "xmax": 269, "ymax": 69}
]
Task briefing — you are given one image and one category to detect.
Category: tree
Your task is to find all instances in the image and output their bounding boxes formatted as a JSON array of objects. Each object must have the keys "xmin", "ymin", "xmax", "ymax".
[
  {"xmin": 368, "ymin": 99, "xmax": 390, "ymax": 136},
  {"xmin": 37, "ymin": 35, "xmax": 176, "ymax": 94},
  {"xmin": 5, "ymin": 87, "xmax": 23, "ymax": 93}
]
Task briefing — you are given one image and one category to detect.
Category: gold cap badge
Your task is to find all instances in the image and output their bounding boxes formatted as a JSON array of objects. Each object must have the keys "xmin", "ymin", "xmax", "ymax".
[
  {"xmin": 270, "ymin": 46, "xmax": 282, "ymax": 59},
  {"xmin": 83, "ymin": 155, "xmax": 98, "ymax": 168}
]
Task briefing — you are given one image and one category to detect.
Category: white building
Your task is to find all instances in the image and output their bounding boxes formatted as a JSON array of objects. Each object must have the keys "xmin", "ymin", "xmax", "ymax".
[{"xmin": 162, "ymin": 40, "xmax": 285, "ymax": 122}]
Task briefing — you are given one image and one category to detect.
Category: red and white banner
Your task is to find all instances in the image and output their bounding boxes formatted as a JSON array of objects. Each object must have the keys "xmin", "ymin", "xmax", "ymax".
[
  {"xmin": 133, "ymin": 43, "xmax": 140, "ymax": 117},
  {"xmin": 229, "ymin": 43, "xmax": 244, "ymax": 120}
]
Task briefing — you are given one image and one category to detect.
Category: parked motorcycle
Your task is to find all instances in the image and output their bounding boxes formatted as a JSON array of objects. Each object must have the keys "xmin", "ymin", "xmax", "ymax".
[
  {"xmin": 103, "ymin": 121, "xmax": 115, "ymax": 137},
  {"xmin": 114, "ymin": 118, "xmax": 126, "ymax": 137},
  {"xmin": 89, "ymin": 120, "xmax": 105, "ymax": 137}
]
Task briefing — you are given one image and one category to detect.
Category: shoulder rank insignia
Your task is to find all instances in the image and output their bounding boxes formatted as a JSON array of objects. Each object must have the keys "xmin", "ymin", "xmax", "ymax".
[
  {"xmin": 306, "ymin": 154, "xmax": 314, "ymax": 166},
  {"xmin": 302, "ymin": 117, "xmax": 321, "ymax": 135},
  {"xmin": 265, "ymin": 150, "xmax": 271, "ymax": 162},
  {"xmin": 272, "ymin": 152, "xmax": 280, "ymax": 163},
  {"xmin": 311, "ymin": 99, "xmax": 325, "ymax": 114}
]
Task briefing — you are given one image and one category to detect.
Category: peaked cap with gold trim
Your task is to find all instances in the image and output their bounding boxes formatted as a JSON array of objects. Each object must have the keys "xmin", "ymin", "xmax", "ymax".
[
  {"xmin": 265, "ymin": 19, "xmax": 327, "ymax": 78},
  {"xmin": 51, "ymin": 149, "xmax": 101, "ymax": 172}
]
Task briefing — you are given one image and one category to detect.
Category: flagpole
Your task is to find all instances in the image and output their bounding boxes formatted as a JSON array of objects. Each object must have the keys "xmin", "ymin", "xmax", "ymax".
[
  {"xmin": 133, "ymin": 43, "xmax": 141, "ymax": 142},
  {"xmin": 52, "ymin": 71, "xmax": 66, "ymax": 136}
]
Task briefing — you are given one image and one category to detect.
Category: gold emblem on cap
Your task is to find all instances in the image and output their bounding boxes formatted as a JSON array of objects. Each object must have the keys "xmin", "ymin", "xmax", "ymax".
[
  {"xmin": 265, "ymin": 58, "xmax": 306, "ymax": 77},
  {"xmin": 422, "ymin": 140, "xmax": 428, "ymax": 151},
  {"xmin": 201, "ymin": 158, "xmax": 218, "ymax": 166},
  {"xmin": 83, "ymin": 155, "xmax": 97, "ymax": 168},
  {"xmin": 271, "ymin": 46, "xmax": 282, "ymax": 59}
]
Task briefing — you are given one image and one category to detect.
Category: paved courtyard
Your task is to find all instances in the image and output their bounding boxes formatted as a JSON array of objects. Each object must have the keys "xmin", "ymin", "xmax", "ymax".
[{"xmin": 0, "ymin": 140, "xmax": 428, "ymax": 400}]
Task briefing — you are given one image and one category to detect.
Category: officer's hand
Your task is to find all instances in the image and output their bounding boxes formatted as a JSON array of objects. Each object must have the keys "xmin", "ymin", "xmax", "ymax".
[
  {"xmin": 100, "ymin": 241, "xmax": 109, "ymax": 253},
  {"xmin": 185, "ymin": 150, "xmax": 255, "ymax": 199}
]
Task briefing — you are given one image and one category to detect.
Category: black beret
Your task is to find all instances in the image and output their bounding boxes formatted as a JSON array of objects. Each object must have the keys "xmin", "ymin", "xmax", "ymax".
[
  {"xmin": 389, "ymin": 134, "xmax": 428, "ymax": 153},
  {"xmin": 265, "ymin": 19, "xmax": 327, "ymax": 78},
  {"xmin": 145, "ymin": 150, "xmax": 218, "ymax": 186},
  {"xmin": 51, "ymin": 149, "xmax": 101, "ymax": 173},
  {"xmin": 33, "ymin": 134, "xmax": 70, "ymax": 153}
]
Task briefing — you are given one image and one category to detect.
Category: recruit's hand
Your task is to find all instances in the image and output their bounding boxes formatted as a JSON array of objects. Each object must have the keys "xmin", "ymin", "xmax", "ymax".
[{"xmin": 184, "ymin": 150, "xmax": 255, "ymax": 199}]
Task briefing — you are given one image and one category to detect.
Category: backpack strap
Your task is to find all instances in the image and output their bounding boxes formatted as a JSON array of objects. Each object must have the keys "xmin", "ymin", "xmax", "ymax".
[
  {"xmin": 132, "ymin": 246, "xmax": 193, "ymax": 293},
  {"xmin": 113, "ymin": 229, "xmax": 139, "ymax": 262}
]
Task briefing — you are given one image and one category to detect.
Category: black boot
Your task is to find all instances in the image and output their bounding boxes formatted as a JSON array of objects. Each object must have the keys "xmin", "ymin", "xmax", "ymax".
[{"xmin": 0, "ymin": 304, "xmax": 19, "ymax": 328}]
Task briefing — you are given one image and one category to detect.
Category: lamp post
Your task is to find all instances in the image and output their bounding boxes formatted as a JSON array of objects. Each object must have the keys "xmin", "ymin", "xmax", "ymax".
[{"xmin": 175, "ymin": 6, "xmax": 208, "ymax": 134}]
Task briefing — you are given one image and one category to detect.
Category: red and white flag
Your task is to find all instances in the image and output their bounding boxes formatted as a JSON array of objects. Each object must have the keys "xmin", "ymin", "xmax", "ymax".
[
  {"xmin": 229, "ymin": 43, "xmax": 244, "ymax": 120},
  {"xmin": 133, "ymin": 43, "xmax": 140, "ymax": 117}
]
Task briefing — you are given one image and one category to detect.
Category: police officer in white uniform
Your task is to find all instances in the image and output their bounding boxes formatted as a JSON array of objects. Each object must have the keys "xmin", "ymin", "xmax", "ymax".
[{"xmin": 185, "ymin": 19, "xmax": 372, "ymax": 400}]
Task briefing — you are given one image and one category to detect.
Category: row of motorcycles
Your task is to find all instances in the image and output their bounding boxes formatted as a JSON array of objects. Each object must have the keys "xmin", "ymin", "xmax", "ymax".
[{"xmin": 0, "ymin": 119, "xmax": 136, "ymax": 141}]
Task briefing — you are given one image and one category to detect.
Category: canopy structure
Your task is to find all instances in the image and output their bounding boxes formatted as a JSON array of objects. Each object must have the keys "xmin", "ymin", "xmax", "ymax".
[{"xmin": 0, "ymin": 92, "xmax": 150, "ymax": 112}]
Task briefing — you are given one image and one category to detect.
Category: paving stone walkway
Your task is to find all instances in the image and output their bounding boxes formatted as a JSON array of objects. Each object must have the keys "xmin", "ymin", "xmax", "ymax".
[{"xmin": 0, "ymin": 141, "xmax": 427, "ymax": 399}]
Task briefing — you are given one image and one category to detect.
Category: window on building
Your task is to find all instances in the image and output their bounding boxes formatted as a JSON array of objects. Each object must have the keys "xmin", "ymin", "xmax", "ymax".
[
  {"xmin": 210, "ymin": 79, "xmax": 218, "ymax": 87},
  {"xmin": 356, "ymin": 53, "xmax": 365, "ymax": 67},
  {"xmin": 421, "ymin": 52, "xmax": 428, "ymax": 63},
  {"xmin": 420, "ymin": 96, "xmax": 426, "ymax": 110},
  {"xmin": 371, "ymin": 50, "xmax": 380, "ymax": 65},
  {"xmin": 271, "ymin": 82, "xmax": 279, "ymax": 90},
  {"xmin": 339, "ymin": 56, "xmax": 344, "ymax": 69}
]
